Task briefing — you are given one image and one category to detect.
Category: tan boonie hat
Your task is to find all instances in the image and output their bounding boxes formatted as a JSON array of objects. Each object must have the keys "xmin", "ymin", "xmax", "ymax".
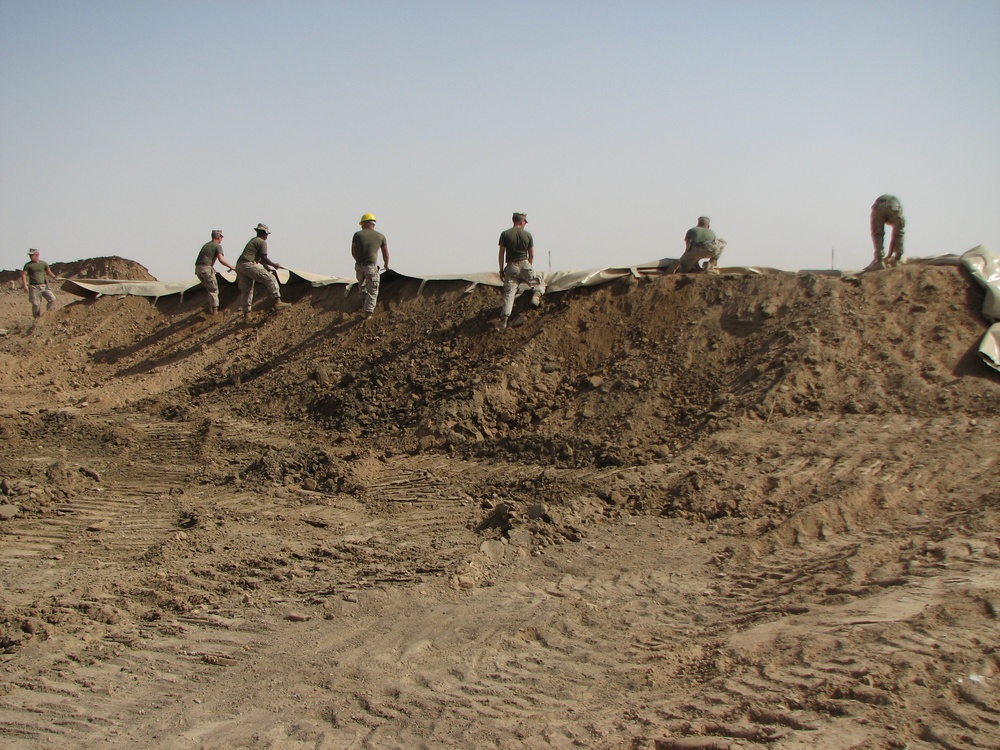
[{"xmin": 254, "ymin": 223, "xmax": 270, "ymax": 234}]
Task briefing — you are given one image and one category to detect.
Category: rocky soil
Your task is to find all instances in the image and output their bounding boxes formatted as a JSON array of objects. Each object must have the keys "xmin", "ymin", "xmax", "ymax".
[{"xmin": 0, "ymin": 257, "xmax": 998, "ymax": 749}]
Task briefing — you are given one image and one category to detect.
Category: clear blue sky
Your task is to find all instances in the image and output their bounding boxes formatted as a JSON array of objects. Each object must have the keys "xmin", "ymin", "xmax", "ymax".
[{"xmin": 2, "ymin": 0, "xmax": 998, "ymax": 281}]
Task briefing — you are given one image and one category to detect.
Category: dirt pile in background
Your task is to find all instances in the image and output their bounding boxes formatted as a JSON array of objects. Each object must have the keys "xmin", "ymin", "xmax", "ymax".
[
  {"xmin": 1, "ymin": 255, "xmax": 156, "ymax": 289},
  {"xmin": 0, "ymin": 259, "xmax": 998, "ymax": 750}
]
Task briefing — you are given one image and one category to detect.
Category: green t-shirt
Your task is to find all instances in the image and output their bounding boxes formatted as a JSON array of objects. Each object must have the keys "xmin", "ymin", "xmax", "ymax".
[
  {"xmin": 499, "ymin": 227, "xmax": 533, "ymax": 263},
  {"xmin": 195, "ymin": 241, "xmax": 223, "ymax": 268},
  {"xmin": 352, "ymin": 229, "xmax": 386, "ymax": 265},
  {"xmin": 685, "ymin": 226, "xmax": 716, "ymax": 247},
  {"xmin": 23, "ymin": 260, "xmax": 50, "ymax": 285},
  {"xmin": 239, "ymin": 237, "xmax": 268, "ymax": 264}
]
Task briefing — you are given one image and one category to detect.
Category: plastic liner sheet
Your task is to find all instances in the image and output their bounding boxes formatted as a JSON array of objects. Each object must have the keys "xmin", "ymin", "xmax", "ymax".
[
  {"xmin": 57, "ymin": 258, "xmax": 787, "ymax": 300},
  {"xmin": 57, "ymin": 253, "xmax": 975, "ymax": 302},
  {"xmin": 59, "ymin": 261, "xmax": 694, "ymax": 299},
  {"xmin": 959, "ymin": 246, "xmax": 1000, "ymax": 372}
]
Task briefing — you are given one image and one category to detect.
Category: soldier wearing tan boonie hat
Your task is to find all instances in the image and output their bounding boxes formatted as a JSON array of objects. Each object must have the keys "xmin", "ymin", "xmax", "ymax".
[
  {"xmin": 235, "ymin": 223, "xmax": 289, "ymax": 316},
  {"xmin": 21, "ymin": 248, "xmax": 60, "ymax": 318}
]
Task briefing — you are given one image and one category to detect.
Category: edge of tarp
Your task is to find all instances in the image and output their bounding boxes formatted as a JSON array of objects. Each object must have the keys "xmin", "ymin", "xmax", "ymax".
[
  {"xmin": 60, "ymin": 278, "xmax": 202, "ymax": 298},
  {"xmin": 958, "ymin": 245, "xmax": 1000, "ymax": 373},
  {"xmin": 58, "ymin": 250, "xmax": 986, "ymax": 301}
]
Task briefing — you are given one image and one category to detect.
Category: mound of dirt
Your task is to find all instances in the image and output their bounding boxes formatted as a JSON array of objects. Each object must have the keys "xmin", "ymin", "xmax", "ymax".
[
  {"xmin": 0, "ymin": 259, "xmax": 997, "ymax": 750},
  {"xmin": 0, "ymin": 255, "xmax": 155, "ymax": 288}
]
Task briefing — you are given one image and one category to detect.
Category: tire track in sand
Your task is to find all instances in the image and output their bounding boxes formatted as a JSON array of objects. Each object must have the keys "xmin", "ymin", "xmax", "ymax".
[{"xmin": 0, "ymin": 416, "xmax": 269, "ymax": 749}]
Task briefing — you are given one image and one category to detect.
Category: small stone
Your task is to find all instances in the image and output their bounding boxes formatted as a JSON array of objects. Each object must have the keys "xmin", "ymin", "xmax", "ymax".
[
  {"xmin": 526, "ymin": 503, "xmax": 548, "ymax": 520},
  {"xmin": 313, "ymin": 366, "xmax": 331, "ymax": 386},
  {"xmin": 480, "ymin": 540, "xmax": 507, "ymax": 560},
  {"xmin": 508, "ymin": 528, "xmax": 533, "ymax": 547}
]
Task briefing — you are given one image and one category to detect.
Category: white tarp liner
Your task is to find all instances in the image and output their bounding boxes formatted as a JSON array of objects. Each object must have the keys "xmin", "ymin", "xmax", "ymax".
[
  {"xmin": 59, "ymin": 249, "xmax": 999, "ymax": 373},
  {"xmin": 61, "ymin": 277, "xmax": 200, "ymax": 298},
  {"xmin": 959, "ymin": 246, "xmax": 1000, "ymax": 372},
  {"xmin": 60, "ymin": 260, "xmax": 695, "ymax": 299}
]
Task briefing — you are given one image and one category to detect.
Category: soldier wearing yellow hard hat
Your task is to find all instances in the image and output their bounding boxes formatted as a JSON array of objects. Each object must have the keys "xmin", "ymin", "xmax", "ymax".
[{"xmin": 352, "ymin": 213, "xmax": 389, "ymax": 319}]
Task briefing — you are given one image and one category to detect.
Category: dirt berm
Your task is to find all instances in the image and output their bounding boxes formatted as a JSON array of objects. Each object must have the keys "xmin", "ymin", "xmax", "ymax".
[{"xmin": 1, "ymin": 259, "xmax": 998, "ymax": 750}]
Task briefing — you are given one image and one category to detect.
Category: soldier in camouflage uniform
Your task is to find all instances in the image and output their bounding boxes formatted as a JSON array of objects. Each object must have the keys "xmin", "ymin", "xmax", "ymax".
[
  {"xmin": 194, "ymin": 229, "xmax": 236, "ymax": 315},
  {"xmin": 236, "ymin": 223, "xmax": 289, "ymax": 316},
  {"xmin": 497, "ymin": 212, "xmax": 545, "ymax": 328},
  {"xmin": 868, "ymin": 195, "xmax": 905, "ymax": 270},
  {"xmin": 677, "ymin": 216, "xmax": 725, "ymax": 273},
  {"xmin": 21, "ymin": 249, "xmax": 60, "ymax": 318},
  {"xmin": 351, "ymin": 213, "xmax": 389, "ymax": 318}
]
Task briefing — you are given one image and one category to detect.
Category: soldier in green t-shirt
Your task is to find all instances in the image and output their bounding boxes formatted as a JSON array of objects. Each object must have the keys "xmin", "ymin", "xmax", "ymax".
[
  {"xmin": 497, "ymin": 212, "xmax": 545, "ymax": 329},
  {"xmin": 677, "ymin": 216, "xmax": 724, "ymax": 273},
  {"xmin": 867, "ymin": 195, "xmax": 905, "ymax": 270},
  {"xmin": 235, "ymin": 224, "xmax": 289, "ymax": 316},
  {"xmin": 21, "ymin": 248, "xmax": 60, "ymax": 318},
  {"xmin": 194, "ymin": 230, "xmax": 236, "ymax": 315},
  {"xmin": 351, "ymin": 213, "xmax": 389, "ymax": 319}
]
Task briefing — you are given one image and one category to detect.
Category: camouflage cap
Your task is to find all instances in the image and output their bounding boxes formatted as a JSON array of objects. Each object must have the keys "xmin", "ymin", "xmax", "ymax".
[
  {"xmin": 254, "ymin": 223, "xmax": 271, "ymax": 234},
  {"xmin": 28, "ymin": 248, "xmax": 40, "ymax": 256},
  {"xmin": 512, "ymin": 212, "xmax": 527, "ymax": 222}
]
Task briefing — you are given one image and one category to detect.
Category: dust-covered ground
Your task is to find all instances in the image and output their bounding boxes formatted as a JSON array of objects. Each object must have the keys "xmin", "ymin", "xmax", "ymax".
[{"xmin": 1, "ymin": 257, "xmax": 998, "ymax": 750}]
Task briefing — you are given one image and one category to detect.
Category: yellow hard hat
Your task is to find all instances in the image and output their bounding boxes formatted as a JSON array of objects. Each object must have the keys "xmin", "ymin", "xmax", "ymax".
[{"xmin": 359, "ymin": 213, "xmax": 377, "ymax": 224}]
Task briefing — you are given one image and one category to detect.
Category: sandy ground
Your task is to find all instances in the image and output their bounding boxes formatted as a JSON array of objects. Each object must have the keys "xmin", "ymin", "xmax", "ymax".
[{"xmin": 0, "ymin": 258, "xmax": 998, "ymax": 749}]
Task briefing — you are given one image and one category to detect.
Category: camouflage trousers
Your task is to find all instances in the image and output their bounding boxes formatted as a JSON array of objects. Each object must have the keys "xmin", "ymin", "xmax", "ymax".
[
  {"xmin": 28, "ymin": 284, "xmax": 56, "ymax": 318},
  {"xmin": 355, "ymin": 262, "xmax": 381, "ymax": 315},
  {"xmin": 678, "ymin": 238, "xmax": 726, "ymax": 273},
  {"xmin": 871, "ymin": 199, "xmax": 905, "ymax": 264},
  {"xmin": 236, "ymin": 261, "xmax": 280, "ymax": 314},
  {"xmin": 195, "ymin": 264, "xmax": 220, "ymax": 310},
  {"xmin": 501, "ymin": 260, "xmax": 546, "ymax": 318}
]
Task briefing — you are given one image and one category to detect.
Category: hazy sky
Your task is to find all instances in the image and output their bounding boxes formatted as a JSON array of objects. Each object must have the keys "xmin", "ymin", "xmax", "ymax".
[{"xmin": 2, "ymin": 1, "xmax": 998, "ymax": 281}]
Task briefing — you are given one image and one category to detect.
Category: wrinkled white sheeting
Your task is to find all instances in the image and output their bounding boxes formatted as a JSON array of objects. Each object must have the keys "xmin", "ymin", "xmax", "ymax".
[
  {"xmin": 60, "ymin": 261, "xmax": 690, "ymax": 298},
  {"xmin": 60, "ymin": 278, "xmax": 200, "ymax": 299},
  {"xmin": 959, "ymin": 246, "xmax": 1000, "ymax": 373},
  {"xmin": 59, "ymin": 254, "xmax": 973, "ymax": 300},
  {"xmin": 62, "ymin": 267, "xmax": 302, "ymax": 300}
]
